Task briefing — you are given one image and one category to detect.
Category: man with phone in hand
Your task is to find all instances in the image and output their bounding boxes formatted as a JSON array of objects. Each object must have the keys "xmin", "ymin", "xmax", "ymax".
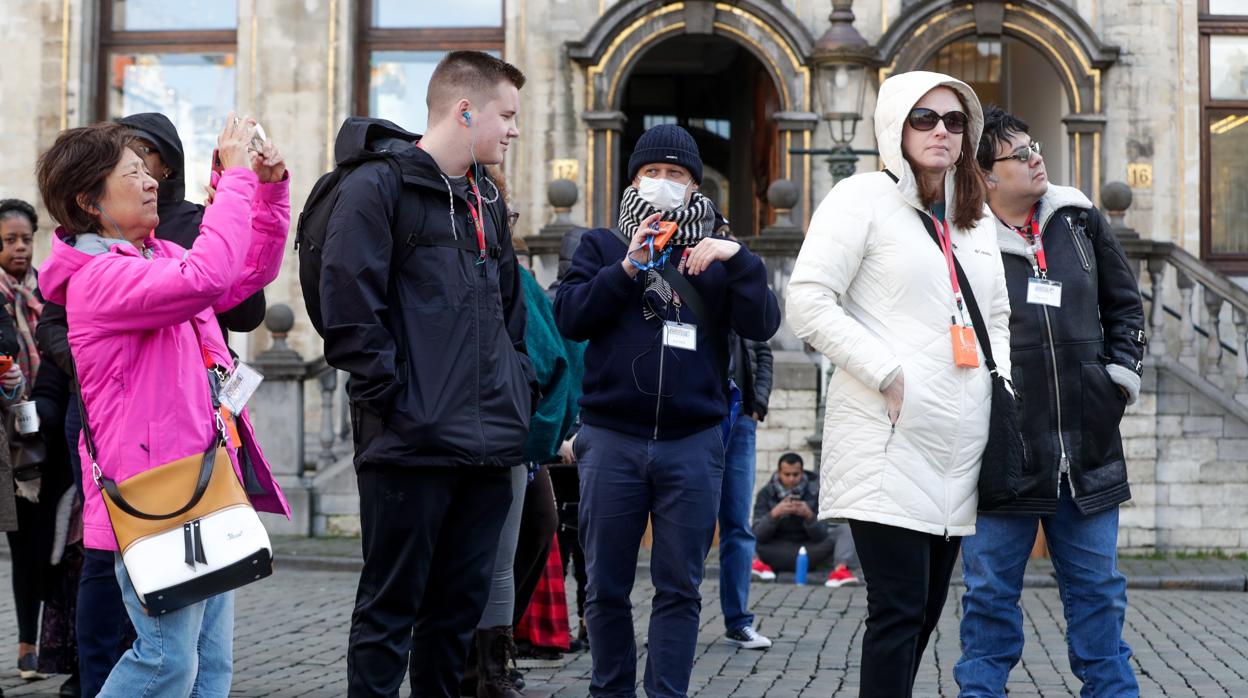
[{"xmin": 554, "ymin": 123, "xmax": 780, "ymax": 697}]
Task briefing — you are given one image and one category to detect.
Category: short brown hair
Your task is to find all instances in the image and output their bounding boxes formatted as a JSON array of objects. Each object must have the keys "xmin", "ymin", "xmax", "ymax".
[
  {"xmin": 37, "ymin": 122, "xmax": 138, "ymax": 233},
  {"xmin": 426, "ymin": 51, "xmax": 526, "ymax": 125}
]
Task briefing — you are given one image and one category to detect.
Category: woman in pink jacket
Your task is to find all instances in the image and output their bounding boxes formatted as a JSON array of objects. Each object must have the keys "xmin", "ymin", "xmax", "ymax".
[{"xmin": 35, "ymin": 115, "xmax": 291, "ymax": 697}]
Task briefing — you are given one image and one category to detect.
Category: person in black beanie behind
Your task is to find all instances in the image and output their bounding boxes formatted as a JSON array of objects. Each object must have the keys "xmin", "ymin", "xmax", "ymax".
[{"xmin": 554, "ymin": 123, "xmax": 781, "ymax": 697}]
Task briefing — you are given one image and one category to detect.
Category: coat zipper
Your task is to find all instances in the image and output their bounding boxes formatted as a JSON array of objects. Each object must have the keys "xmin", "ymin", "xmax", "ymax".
[
  {"xmin": 1041, "ymin": 303, "xmax": 1071, "ymax": 497},
  {"xmin": 1066, "ymin": 214, "xmax": 1092, "ymax": 271},
  {"xmin": 653, "ymin": 342, "xmax": 666, "ymax": 440}
]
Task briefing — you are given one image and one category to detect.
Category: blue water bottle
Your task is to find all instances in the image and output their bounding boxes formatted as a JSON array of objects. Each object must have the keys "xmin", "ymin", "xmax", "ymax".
[{"xmin": 794, "ymin": 545, "xmax": 809, "ymax": 585}]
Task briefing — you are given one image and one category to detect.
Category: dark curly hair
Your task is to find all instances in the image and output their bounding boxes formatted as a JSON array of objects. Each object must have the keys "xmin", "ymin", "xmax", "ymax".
[
  {"xmin": 976, "ymin": 105, "xmax": 1031, "ymax": 173},
  {"xmin": 0, "ymin": 199, "xmax": 37, "ymax": 233}
]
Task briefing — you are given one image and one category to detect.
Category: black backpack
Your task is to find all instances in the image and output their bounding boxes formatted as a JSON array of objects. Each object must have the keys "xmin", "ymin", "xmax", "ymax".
[
  {"xmin": 295, "ymin": 118, "xmax": 425, "ymax": 337},
  {"xmin": 296, "ymin": 117, "xmax": 507, "ymax": 338}
]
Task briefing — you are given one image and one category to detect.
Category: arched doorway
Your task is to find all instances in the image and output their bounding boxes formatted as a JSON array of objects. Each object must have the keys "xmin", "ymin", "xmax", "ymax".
[
  {"xmin": 618, "ymin": 35, "xmax": 780, "ymax": 234},
  {"xmin": 922, "ymin": 37, "xmax": 1069, "ymax": 184},
  {"xmin": 568, "ymin": 0, "xmax": 816, "ymax": 228},
  {"xmin": 876, "ymin": 0, "xmax": 1119, "ymax": 201}
]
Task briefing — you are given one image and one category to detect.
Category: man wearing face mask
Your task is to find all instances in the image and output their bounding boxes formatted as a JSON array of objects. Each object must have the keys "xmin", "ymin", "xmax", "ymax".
[{"xmin": 554, "ymin": 123, "xmax": 781, "ymax": 698}]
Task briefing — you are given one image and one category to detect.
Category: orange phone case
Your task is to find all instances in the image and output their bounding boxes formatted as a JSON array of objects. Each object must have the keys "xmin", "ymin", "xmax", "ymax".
[
  {"xmin": 951, "ymin": 325, "xmax": 980, "ymax": 368},
  {"xmin": 649, "ymin": 221, "xmax": 678, "ymax": 252}
]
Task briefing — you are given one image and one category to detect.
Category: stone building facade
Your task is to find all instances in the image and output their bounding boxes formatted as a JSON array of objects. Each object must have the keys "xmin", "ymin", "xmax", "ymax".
[{"xmin": 3, "ymin": 0, "xmax": 1248, "ymax": 550}]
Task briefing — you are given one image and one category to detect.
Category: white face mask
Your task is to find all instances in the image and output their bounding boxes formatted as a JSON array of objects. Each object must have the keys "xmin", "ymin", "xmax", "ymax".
[{"xmin": 636, "ymin": 176, "xmax": 689, "ymax": 211}]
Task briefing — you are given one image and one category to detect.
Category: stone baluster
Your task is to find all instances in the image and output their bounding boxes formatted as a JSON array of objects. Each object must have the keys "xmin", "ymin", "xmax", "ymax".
[
  {"xmin": 1235, "ymin": 307, "xmax": 1248, "ymax": 398},
  {"xmin": 1146, "ymin": 257, "xmax": 1168, "ymax": 358},
  {"xmin": 317, "ymin": 368, "xmax": 338, "ymax": 472},
  {"xmin": 1176, "ymin": 271, "xmax": 1198, "ymax": 369},
  {"xmin": 249, "ymin": 305, "xmax": 306, "ymax": 479},
  {"xmin": 1204, "ymin": 290, "xmax": 1226, "ymax": 386},
  {"xmin": 762, "ymin": 180, "xmax": 801, "ymax": 236}
]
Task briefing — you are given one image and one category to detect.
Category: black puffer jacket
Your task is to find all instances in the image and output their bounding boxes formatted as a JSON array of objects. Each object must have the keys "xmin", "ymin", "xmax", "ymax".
[
  {"xmin": 730, "ymin": 333, "xmax": 774, "ymax": 420},
  {"xmin": 992, "ymin": 184, "xmax": 1146, "ymax": 515},
  {"xmin": 752, "ymin": 469, "xmax": 827, "ymax": 544},
  {"xmin": 320, "ymin": 121, "xmax": 534, "ymax": 468}
]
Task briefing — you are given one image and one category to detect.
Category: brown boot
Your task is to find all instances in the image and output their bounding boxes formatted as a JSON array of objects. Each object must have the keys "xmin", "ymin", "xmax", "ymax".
[{"xmin": 476, "ymin": 626, "xmax": 523, "ymax": 698}]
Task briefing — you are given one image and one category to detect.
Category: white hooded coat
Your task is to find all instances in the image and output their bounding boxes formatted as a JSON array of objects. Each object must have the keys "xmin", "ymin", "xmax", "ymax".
[{"xmin": 786, "ymin": 71, "xmax": 1012, "ymax": 537}]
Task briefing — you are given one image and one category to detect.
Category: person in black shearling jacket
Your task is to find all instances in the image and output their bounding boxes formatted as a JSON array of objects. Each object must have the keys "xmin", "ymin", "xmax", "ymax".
[{"xmin": 955, "ymin": 106, "xmax": 1144, "ymax": 697}]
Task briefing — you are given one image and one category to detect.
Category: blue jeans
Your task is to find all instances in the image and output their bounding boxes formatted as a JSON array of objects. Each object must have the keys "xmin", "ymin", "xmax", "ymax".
[
  {"xmin": 956, "ymin": 491, "xmax": 1137, "ymax": 697},
  {"xmin": 578, "ymin": 423, "xmax": 724, "ymax": 698},
  {"xmin": 98, "ymin": 556, "xmax": 235, "ymax": 697},
  {"xmin": 718, "ymin": 416, "xmax": 756, "ymax": 632}
]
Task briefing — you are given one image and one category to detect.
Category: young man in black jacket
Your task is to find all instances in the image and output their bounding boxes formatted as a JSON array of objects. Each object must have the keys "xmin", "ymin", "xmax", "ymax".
[
  {"xmin": 319, "ymin": 51, "xmax": 535, "ymax": 697},
  {"xmin": 554, "ymin": 124, "xmax": 781, "ymax": 697},
  {"xmin": 956, "ymin": 106, "xmax": 1146, "ymax": 696}
]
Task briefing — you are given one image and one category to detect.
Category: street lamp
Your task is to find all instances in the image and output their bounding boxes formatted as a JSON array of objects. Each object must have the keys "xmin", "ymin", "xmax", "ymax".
[{"xmin": 792, "ymin": 0, "xmax": 879, "ymax": 184}]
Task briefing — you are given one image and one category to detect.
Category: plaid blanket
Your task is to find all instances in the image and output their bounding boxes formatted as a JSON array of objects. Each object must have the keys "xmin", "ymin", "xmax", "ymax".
[{"xmin": 515, "ymin": 533, "xmax": 571, "ymax": 651}]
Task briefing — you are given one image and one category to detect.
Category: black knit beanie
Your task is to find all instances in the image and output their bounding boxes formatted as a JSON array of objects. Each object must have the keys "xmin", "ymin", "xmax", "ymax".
[{"xmin": 627, "ymin": 124, "xmax": 703, "ymax": 184}]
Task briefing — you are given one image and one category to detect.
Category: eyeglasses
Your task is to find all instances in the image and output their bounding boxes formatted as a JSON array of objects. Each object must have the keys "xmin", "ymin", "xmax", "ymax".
[
  {"xmin": 994, "ymin": 141, "xmax": 1042, "ymax": 163},
  {"xmin": 906, "ymin": 108, "xmax": 969, "ymax": 134}
]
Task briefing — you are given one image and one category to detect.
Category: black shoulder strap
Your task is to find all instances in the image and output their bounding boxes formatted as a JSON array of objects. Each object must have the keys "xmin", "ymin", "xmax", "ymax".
[{"xmin": 915, "ymin": 212, "xmax": 999, "ymax": 374}]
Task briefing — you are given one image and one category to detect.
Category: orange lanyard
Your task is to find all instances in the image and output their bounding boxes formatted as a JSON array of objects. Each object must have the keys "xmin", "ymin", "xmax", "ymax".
[
  {"xmin": 465, "ymin": 171, "xmax": 488, "ymax": 264},
  {"xmin": 1009, "ymin": 204, "xmax": 1045, "ymax": 276}
]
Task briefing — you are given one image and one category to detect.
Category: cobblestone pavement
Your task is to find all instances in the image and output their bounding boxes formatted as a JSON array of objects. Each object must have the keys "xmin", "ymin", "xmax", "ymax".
[{"xmin": 0, "ymin": 565, "xmax": 1246, "ymax": 697}]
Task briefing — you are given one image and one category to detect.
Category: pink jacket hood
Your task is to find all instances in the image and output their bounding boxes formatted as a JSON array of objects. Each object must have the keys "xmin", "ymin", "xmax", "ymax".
[{"xmin": 40, "ymin": 167, "xmax": 292, "ymax": 551}]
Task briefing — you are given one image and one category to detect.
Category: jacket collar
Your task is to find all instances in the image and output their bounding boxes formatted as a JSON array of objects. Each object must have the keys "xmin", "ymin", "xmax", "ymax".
[{"xmin": 994, "ymin": 183, "xmax": 1093, "ymax": 258}]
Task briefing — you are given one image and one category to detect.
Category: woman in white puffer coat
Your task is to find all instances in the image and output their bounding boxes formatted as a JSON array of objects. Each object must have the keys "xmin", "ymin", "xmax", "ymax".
[{"xmin": 787, "ymin": 71, "xmax": 1011, "ymax": 697}]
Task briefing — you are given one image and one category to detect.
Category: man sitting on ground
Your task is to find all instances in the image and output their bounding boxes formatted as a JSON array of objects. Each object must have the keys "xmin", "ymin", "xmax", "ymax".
[{"xmin": 752, "ymin": 453, "xmax": 861, "ymax": 588}]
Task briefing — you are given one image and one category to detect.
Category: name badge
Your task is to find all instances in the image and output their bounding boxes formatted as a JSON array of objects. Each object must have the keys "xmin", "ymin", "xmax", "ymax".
[
  {"xmin": 219, "ymin": 362, "xmax": 264, "ymax": 414},
  {"xmin": 1027, "ymin": 278, "xmax": 1063, "ymax": 307},
  {"xmin": 662, "ymin": 321, "xmax": 698, "ymax": 351}
]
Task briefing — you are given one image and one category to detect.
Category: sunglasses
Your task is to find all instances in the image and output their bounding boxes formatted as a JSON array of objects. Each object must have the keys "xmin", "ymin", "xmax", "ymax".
[
  {"xmin": 994, "ymin": 140, "xmax": 1043, "ymax": 163},
  {"xmin": 906, "ymin": 108, "xmax": 969, "ymax": 134}
]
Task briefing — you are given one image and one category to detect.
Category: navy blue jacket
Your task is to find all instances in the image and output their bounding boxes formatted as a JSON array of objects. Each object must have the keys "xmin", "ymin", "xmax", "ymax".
[{"xmin": 554, "ymin": 228, "xmax": 781, "ymax": 440}]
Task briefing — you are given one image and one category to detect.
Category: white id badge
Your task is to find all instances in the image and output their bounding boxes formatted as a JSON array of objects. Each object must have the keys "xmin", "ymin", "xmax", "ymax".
[
  {"xmin": 662, "ymin": 321, "xmax": 698, "ymax": 351},
  {"xmin": 1027, "ymin": 278, "xmax": 1063, "ymax": 307},
  {"xmin": 219, "ymin": 362, "xmax": 264, "ymax": 414}
]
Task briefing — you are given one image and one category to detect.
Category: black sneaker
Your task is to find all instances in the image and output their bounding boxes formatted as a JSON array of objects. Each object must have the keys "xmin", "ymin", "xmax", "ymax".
[
  {"xmin": 723, "ymin": 625, "xmax": 773, "ymax": 650},
  {"xmin": 18, "ymin": 651, "xmax": 45, "ymax": 680}
]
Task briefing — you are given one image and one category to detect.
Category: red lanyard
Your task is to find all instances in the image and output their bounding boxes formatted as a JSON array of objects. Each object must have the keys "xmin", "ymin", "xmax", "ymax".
[
  {"xmin": 1010, "ymin": 204, "xmax": 1045, "ymax": 276},
  {"xmin": 465, "ymin": 171, "xmax": 488, "ymax": 263},
  {"xmin": 928, "ymin": 214, "xmax": 964, "ymax": 315}
]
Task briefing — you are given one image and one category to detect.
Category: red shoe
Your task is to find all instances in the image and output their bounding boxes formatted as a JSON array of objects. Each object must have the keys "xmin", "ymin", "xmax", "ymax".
[
  {"xmin": 751, "ymin": 558, "xmax": 777, "ymax": 582},
  {"xmin": 825, "ymin": 565, "xmax": 861, "ymax": 588}
]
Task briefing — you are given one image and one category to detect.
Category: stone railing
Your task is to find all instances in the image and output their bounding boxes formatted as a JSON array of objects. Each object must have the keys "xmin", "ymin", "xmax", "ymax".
[
  {"xmin": 1105, "ymin": 182, "xmax": 1248, "ymax": 399},
  {"xmin": 248, "ymin": 305, "xmax": 352, "ymax": 535}
]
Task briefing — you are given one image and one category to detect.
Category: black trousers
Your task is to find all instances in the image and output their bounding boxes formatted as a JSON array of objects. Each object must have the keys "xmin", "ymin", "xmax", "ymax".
[
  {"xmin": 7, "ymin": 495, "xmax": 54, "ymax": 645},
  {"xmin": 549, "ymin": 464, "xmax": 588, "ymax": 620},
  {"xmin": 512, "ymin": 465, "xmax": 558, "ymax": 626},
  {"xmin": 848, "ymin": 519, "xmax": 961, "ymax": 698},
  {"xmin": 347, "ymin": 464, "xmax": 514, "ymax": 698}
]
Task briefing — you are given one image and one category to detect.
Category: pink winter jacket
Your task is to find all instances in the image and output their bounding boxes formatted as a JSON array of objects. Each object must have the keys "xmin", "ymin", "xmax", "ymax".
[{"xmin": 38, "ymin": 167, "xmax": 292, "ymax": 551}]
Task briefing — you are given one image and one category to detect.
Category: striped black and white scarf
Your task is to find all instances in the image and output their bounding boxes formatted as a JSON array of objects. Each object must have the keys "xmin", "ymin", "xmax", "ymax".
[{"xmin": 617, "ymin": 186, "xmax": 718, "ymax": 320}]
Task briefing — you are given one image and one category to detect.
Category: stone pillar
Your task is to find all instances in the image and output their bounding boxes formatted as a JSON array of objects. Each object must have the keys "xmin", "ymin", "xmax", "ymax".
[
  {"xmin": 583, "ymin": 110, "xmax": 627, "ymax": 228},
  {"xmin": 248, "ymin": 304, "xmax": 310, "ymax": 536},
  {"xmin": 746, "ymin": 180, "xmax": 806, "ymax": 352},
  {"xmin": 1063, "ymin": 113, "xmax": 1107, "ymax": 205},
  {"xmin": 527, "ymin": 178, "xmax": 581, "ymax": 289},
  {"xmin": 773, "ymin": 111, "xmax": 820, "ymax": 229}
]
